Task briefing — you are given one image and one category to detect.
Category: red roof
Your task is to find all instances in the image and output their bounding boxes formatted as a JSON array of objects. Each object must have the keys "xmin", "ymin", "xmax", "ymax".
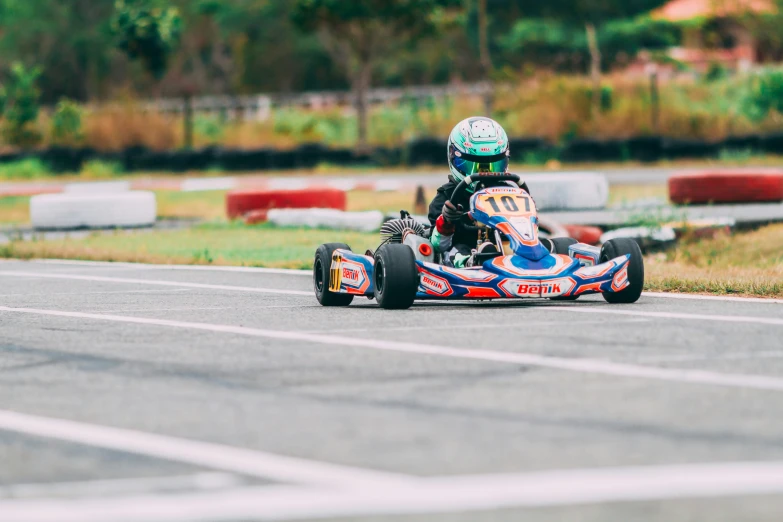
[{"xmin": 653, "ymin": 0, "xmax": 775, "ymax": 20}]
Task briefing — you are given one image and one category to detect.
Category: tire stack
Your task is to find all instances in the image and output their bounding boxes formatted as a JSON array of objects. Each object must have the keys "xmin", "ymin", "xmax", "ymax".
[
  {"xmin": 668, "ymin": 170, "xmax": 783, "ymax": 205},
  {"xmin": 226, "ymin": 188, "xmax": 347, "ymax": 225},
  {"xmin": 30, "ymin": 184, "xmax": 157, "ymax": 231},
  {"xmin": 525, "ymin": 172, "xmax": 609, "ymax": 211},
  {"xmin": 526, "ymin": 172, "xmax": 609, "ymax": 245}
]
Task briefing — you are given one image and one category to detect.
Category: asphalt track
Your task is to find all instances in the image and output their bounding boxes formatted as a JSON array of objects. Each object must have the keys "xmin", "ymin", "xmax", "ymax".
[{"xmin": 1, "ymin": 259, "xmax": 783, "ymax": 521}]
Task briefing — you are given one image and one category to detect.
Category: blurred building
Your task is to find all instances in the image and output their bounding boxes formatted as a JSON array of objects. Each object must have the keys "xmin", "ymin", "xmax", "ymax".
[{"xmin": 652, "ymin": 0, "xmax": 776, "ymax": 72}]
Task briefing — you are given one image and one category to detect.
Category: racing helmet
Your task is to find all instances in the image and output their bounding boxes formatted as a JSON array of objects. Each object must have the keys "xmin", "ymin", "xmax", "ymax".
[{"xmin": 447, "ymin": 117, "xmax": 510, "ymax": 188}]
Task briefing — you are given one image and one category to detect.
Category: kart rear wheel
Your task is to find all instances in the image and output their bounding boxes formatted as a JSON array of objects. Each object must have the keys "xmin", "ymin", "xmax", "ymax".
[
  {"xmin": 549, "ymin": 237, "xmax": 579, "ymax": 301},
  {"xmin": 550, "ymin": 237, "xmax": 577, "ymax": 253},
  {"xmin": 314, "ymin": 243, "xmax": 354, "ymax": 307},
  {"xmin": 374, "ymin": 244, "xmax": 418, "ymax": 310},
  {"xmin": 601, "ymin": 238, "xmax": 644, "ymax": 304}
]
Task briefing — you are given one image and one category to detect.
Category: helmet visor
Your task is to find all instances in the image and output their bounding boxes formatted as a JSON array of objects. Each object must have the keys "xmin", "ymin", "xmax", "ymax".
[{"xmin": 451, "ymin": 151, "xmax": 509, "ymax": 178}]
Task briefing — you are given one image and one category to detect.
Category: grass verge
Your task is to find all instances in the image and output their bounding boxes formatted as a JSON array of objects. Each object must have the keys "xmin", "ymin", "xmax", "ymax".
[
  {"xmin": 0, "ymin": 222, "xmax": 379, "ymax": 270},
  {"xmin": 0, "ymin": 196, "xmax": 34, "ymax": 225},
  {"xmin": 644, "ymin": 224, "xmax": 783, "ymax": 298}
]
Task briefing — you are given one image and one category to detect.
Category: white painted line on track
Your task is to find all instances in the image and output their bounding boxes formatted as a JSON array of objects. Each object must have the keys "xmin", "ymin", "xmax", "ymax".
[
  {"xmin": 2, "ymin": 305, "xmax": 783, "ymax": 392},
  {"xmin": 544, "ymin": 305, "xmax": 783, "ymax": 327},
  {"xmin": 7, "ymin": 260, "xmax": 783, "ymax": 304},
  {"xmin": 5, "ymin": 269, "xmax": 783, "ymax": 316},
  {"xmin": 0, "ymin": 271, "xmax": 312, "ymax": 296},
  {"xmin": 0, "ymin": 473, "xmax": 242, "ymax": 498},
  {"xmin": 81, "ymin": 306, "xmax": 230, "ymax": 314},
  {"xmin": 309, "ymin": 318, "xmax": 649, "ymax": 334},
  {"xmin": 0, "ymin": 289, "xmax": 193, "ymax": 297},
  {"xmin": 644, "ymin": 292, "xmax": 783, "ymax": 305},
  {"xmin": 9, "ymin": 259, "xmax": 311, "ymax": 276},
  {"xmin": 0, "ymin": 410, "xmax": 411, "ymax": 489},
  {"xmin": 5, "ymin": 461, "xmax": 783, "ymax": 521}
]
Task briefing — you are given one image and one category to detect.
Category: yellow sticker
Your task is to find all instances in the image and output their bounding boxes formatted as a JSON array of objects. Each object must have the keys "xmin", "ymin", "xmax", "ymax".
[{"xmin": 329, "ymin": 254, "xmax": 342, "ymax": 292}]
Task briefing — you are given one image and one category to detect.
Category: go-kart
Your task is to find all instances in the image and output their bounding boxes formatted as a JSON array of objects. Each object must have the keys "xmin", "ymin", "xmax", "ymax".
[{"xmin": 314, "ymin": 173, "xmax": 643, "ymax": 310}]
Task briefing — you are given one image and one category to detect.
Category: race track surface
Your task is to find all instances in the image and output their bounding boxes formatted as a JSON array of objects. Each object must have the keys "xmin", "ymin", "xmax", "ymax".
[{"xmin": 1, "ymin": 259, "xmax": 783, "ymax": 521}]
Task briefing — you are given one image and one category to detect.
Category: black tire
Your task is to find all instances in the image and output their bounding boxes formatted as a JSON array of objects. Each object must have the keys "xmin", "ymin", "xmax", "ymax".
[
  {"xmin": 313, "ymin": 243, "xmax": 354, "ymax": 307},
  {"xmin": 374, "ymin": 244, "xmax": 418, "ymax": 310},
  {"xmin": 550, "ymin": 237, "xmax": 577, "ymax": 254},
  {"xmin": 549, "ymin": 237, "xmax": 579, "ymax": 301},
  {"xmin": 600, "ymin": 238, "xmax": 644, "ymax": 304}
]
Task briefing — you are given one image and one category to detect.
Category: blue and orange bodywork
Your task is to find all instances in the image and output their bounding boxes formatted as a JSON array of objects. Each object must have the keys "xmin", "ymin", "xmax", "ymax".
[
  {"xmin": 328, "ymin": 248, "xmax": 630, "ymax": 301},
  {"xmin": 328, "ymin": 185, "xmax": 631, "ymax": 301}
]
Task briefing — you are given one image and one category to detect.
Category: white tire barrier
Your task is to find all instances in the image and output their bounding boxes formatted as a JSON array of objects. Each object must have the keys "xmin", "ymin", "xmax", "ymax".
[
  {"xmin": 266, "ymin": 208, "xmax": 385, "ymax": 233},
  {"xmin": 30, "ymin": 191, "xmax": 157, "ymax": 230},
  {"xmin": 525, "ymin": 172, "xmax": 609, "ymax": 211}
]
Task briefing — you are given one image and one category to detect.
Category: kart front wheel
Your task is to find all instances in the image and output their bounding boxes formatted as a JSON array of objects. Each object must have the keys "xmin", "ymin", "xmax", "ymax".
[
  {"xmin": 601, "ymin": 238, "xmax": 644, "ymax": 304},
  {"xmin": 314, "ymin": 243, "xmax": 354, "ymax": 307},
  {"xmin": 549, "ymin": 237, "xmax": 579, "ymax": 301},
  {"xmin": 374, "ymin": 244, "xmax": 418, "ymax": 310}
]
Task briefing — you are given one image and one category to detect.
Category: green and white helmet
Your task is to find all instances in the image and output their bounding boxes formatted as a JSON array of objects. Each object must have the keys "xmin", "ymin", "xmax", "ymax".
[{"xmin": 447, "ymin": 116, "xmax": 510, "ymax": 186}]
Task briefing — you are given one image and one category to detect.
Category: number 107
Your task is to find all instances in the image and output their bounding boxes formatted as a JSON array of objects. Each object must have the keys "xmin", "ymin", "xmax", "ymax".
[{"xmin": 485, "ymin": 195, "xmax": 530, "ymax": 213}]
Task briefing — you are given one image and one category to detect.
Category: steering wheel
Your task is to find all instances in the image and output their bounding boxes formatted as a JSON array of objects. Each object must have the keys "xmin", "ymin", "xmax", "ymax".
[
  {"xmin": 449, "ymin": 173, "xmax": 522, "ymax": 230},
  {"xmin": 449, "ymin": 172, "xmax": 521, "ymax": 203}
]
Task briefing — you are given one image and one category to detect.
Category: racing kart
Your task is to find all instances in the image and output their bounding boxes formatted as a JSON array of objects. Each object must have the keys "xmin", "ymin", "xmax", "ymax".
[{"xmin": 314, "ymin": 173, "xmax": 644, "ymax": 310}]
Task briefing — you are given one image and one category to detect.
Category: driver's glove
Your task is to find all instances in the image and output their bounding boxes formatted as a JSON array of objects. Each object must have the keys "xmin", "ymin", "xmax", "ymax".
[{"xmin": 441, "ymin": 200, "xmax": 464, "ymax": 223}]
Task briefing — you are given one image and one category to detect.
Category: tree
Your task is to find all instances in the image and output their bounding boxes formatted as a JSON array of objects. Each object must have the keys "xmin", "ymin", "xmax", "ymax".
[
  {"xmin": 0, "ymin": 0, "xmax": 115, "ymax": 102},
  {"xmin": 111, "ymin": 0, "xmax": 186, "ymax": 144},
  {"xmin": 522, "ymin": 0, "xmax": 670, "ymax": 116},
  {"xmin": 500, "ymin": 16, "xmax": 680, "ymax": 73},
  {"xmin": 1, "ymin": 62, "xmax": 42, "ymax": 148},
  {"xmin": 111, "ymin": 0, "xmax": 183, "ymax": 80},
  {"xmin": 292, "ymin": 0, "xmax": 451, "ymax": 152}
]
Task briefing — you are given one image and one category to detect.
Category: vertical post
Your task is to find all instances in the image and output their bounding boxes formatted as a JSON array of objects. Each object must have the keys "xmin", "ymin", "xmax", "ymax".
[
  {"xmin": 183, "ymin": 93, "xmax": 194, "ymax": 150},
  {"xmin": 585, "ymin": 22, "xmax": 602, "ymax": 119},
  {"xmin": 414, "ymin": 185, "xmax": 427, "ymax": 215},
  {"xmin": 355, "ymin": 57, "xmax": 372, "ymax": 154},
  {"xmin": 649, "ymin": 67, "xmax": 659, "ymax": 133}
]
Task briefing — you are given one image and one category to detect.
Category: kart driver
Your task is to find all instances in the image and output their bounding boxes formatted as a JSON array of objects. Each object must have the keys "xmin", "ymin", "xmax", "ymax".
[{"xmin": 428, "ymin": 116, "xmax": 525, "ymax": 268}]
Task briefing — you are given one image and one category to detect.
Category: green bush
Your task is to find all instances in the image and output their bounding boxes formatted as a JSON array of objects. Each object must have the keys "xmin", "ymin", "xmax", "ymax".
[
  {"xmin": 50, "ymin": 99, "xmax": 84, "ymax": 145},
  {"xmin": 2, "ymin": 63, "xmax": 43, "ymax": 148},
  {"xmin": 742, "ymin": 68, "xmax": 783, "ymax": 122},
  {"xmin": 80, "ymin": 160, "xmax": 124, "ymax": 178},
  {"xmin": 0, "ymin": 158, "xmax": 50, "ymax": 180},
  {"xmin": 194, "ymin": 115, "xmax": 225, "ymax": 143}
]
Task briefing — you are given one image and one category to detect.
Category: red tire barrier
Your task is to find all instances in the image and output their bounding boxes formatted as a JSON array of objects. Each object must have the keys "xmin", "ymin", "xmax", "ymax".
[
  {"xmin": 226, "ymin": 188, "xmax": 346, "ymax": 219},
  {"xmin": 564, "ymin": 224, "xmax": 603, "ymax": 245},
  {"xmin": 668, "ymin": 170, "xmax": 783, "ymax": 205}
]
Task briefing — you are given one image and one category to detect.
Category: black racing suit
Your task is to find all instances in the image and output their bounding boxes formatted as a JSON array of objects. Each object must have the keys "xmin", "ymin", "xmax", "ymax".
[{"xmin": 427, "ymin": 177, "xmax": 531, "ymax": 267}]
